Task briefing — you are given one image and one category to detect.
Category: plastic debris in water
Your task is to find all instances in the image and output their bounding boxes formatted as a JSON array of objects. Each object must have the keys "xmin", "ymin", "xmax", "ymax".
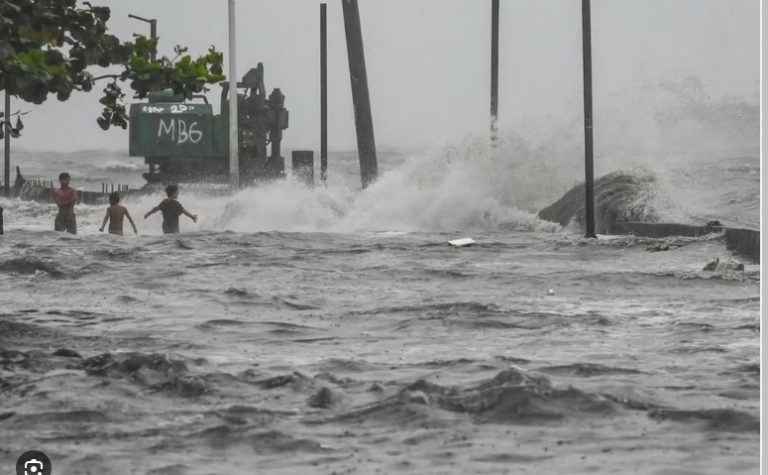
[
  {"xmin": 448, "ymin": 238, "xmax": 475, "ymax": 247},
  {"xmin": 547, "ymin": 289, "xmax": 555, "ymax": 296}
]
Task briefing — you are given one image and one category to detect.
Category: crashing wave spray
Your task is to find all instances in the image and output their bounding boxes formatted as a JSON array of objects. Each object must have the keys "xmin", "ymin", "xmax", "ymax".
[
  {"xmin": 4, "ymin": 83, "xmax": 758, "ymax": 236},
  {"xmin": 0, "ymin": 131, "xmax": 669, "ymax": 235},
  {"xmin": 135, "ymin": 132, "xmax": 580, "ymax": 234}
]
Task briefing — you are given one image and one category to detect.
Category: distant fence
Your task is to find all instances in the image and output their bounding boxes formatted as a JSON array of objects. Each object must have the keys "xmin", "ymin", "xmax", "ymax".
[{"xmin": 19, "ymin": 180, "xmax": 136, "ymax": 206}]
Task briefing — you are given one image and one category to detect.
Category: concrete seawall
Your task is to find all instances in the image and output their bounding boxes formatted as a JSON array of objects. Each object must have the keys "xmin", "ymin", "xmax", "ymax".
[
  {"xmin": 608, "ymin": 221, "xmax": 760, "ymax": 263},
  {"xmin": 724, "ymin": 228, "xmax": 760, "ymax": 263}
]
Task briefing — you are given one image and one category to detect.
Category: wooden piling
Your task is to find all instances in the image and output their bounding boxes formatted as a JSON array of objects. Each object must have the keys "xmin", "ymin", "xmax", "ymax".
[{"xmin": 341, "ymin": 0, "xmax": 378, "ymax": 188}]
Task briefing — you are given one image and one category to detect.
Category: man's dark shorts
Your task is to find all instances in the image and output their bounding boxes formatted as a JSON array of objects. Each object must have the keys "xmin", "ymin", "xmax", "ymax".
[{"xmin": 55, "ymin": 212, "xmax": 77, "ymax": 234}]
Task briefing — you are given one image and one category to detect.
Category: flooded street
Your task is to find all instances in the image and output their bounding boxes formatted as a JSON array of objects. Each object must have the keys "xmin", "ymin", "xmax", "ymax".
[
  {"xmin": 0, "ymin": 225, "xmax": 759, "ymax": 474},
  {"xmin": 0, "ymin": 0, "xmax": 761, "ymax": 472}
]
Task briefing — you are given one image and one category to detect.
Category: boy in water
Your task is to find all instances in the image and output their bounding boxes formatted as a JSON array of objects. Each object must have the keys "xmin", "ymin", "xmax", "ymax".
[
  {"xmin": 53, "ymin": 172, "xmax": 77, "ymax": 234},
  {"xmin": 144, "ymin": 184, "xmax": 197, "ymax": 234},
  {"xmin": 100, "ymin": 192, "xmax": 138, "ymax": 235}
]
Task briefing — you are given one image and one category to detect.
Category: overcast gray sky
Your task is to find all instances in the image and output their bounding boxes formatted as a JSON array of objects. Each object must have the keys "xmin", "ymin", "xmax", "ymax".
[{"xmin": 11, "ymin": 0, "xmax": 760, "ymax": 152}]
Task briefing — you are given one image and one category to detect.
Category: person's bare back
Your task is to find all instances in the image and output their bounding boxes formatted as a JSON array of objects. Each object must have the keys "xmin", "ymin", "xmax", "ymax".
[
  {"xmin": 100, "ymin": 192, "xmax": 138, "ymax": 235},
  {"xmin": 107, "ymin": 205, "xmax": 127, "ymax": 234}
]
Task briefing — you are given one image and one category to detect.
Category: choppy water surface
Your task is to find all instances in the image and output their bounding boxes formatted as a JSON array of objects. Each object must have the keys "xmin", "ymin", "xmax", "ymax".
[
  {"xmin": 0, "ymin": 134, "xmax": 761, "ymax": 474},
  {"xmin": 0, "ymin": 228, "xmax": 759, "ymax": 474}
]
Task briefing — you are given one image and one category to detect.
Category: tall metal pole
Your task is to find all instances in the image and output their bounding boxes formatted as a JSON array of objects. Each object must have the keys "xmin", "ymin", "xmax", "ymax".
[
  {"xmin": 3, "ymin": 91, "xmax": 9, "ymax": 197},
  {"xmin": 228, "ymin": 0, "xmax": 239, "ymax": 189},
  {"xmin": 341, "ymin": 0, "xmax": 378, "ymax": 189},
  {"xmin": 582, "ymin": 0, "xmax": 596, "ymax": 238},
  {"xmin": 320, "ymin": 3, "xmax": 328, "ymax": 185},
  {"xmin": 490, "ymin": 0, "xmax": 500, "ymax": 147},
  {"xmin": 150, "ymin": 20, "xmax": 157, "ymax": 62}
]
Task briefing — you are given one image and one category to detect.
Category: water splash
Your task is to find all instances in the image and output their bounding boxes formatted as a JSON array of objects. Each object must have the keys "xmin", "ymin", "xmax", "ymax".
[{"xmin": 1, "ymin": 98, "xmax": 758, "ymax": 235}]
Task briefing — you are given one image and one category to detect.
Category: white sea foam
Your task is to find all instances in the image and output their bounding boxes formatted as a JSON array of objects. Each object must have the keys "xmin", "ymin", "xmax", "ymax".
[
  {"xmin": 2, "ymin": 140, "xmax": 759, "ymax": 236},
  {"xmin": 2, "ymin": 93, "xmax": 759, "ymax": 235},
  {"xmin": 110, "ymin": 133, "xmax": 578, "ymax": 235}
]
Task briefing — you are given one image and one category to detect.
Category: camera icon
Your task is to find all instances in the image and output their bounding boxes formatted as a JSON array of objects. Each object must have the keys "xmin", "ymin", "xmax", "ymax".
[
  {"xmin": 24, "ymin": 459, "xmax": 44, "ymax": 475},
  {"xmin": 15, "ymin": 451, "xmax": 51, "ymax": 475}
]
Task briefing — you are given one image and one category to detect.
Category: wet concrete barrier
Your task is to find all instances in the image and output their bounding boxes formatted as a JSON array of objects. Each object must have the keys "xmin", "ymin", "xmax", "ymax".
[
  {"xmin": 608, "ymin": 221, "xmax": 759, "ymax": 263},
  {"xmin": 724, "ymin": 228, "xmax": 760, "ymax": 263}
]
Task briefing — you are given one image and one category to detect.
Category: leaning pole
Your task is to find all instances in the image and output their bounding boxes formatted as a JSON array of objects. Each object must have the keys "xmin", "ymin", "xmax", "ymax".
[
  {"xmin": 341, "ymin": 0, "xmax": 378, "ymax": 189},
  {"xmin": 581, "ymin": 0, "xmax": 596, "ymax": 238}
]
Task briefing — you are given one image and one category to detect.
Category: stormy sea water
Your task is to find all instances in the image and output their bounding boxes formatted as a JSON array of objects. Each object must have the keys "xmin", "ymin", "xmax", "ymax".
[{"xmin": 0, "ymin": 129, "xmax": 760, "ymax": 473}]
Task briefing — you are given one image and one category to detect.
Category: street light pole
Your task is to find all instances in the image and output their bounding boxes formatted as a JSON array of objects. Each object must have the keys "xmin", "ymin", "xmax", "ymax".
[
  {"xmin": 490, "ymin": 0, "xmax": 499, "ymax": 148},
  {"xmin": 228, "ymin": 0, "xmax": 239, "ymax": 189},
  {"xmin": 128, "ymin": 14, "xmax": 158, "ymax": 62},
  {"xmin": 150, "ymin": 19, "xmax": 157, "ymax": 62},
  {"xmin": 581, "ymin": 0, "xmax": 596, "ymax": 238},
  {"xmin": 3, "ymin": 91, "xmax": 10, "ymax": 197},
  {"xmin": 320, "ymin": 3, "xmax": 328, "ymax": 185}
]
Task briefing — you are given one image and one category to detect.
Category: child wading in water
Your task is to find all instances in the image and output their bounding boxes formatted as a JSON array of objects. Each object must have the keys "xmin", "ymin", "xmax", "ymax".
[
  {"xmin": 100, "ymin": 192, "xmax": 138, "ymax": 235},
  {"xmin": 144, "ymin": 184, "xmax": 198, "ymax": 234}
]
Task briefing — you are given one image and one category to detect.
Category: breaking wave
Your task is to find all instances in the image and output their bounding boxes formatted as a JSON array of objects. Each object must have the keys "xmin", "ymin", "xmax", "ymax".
[
  {"xmin": 3, "ymin": 121, "xmax": 760, "ymax": 235},
  {"xmin": 538, "ymin": 170, "xmax": 661, "ymax": 233}
]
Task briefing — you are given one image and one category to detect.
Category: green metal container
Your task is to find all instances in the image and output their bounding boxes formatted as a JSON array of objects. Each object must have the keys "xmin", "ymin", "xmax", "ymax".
[{"xmin": 129, "ymin": 101, "xmax": 223, "ymax": 158}]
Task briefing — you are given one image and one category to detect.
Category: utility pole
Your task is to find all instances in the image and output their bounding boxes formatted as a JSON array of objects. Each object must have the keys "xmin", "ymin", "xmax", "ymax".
[
  {"xmin": 320, "ymin": 3, "xmax": 328, "ymax": 185},
  {"xmin": 3, "ymin": 91, "xmax": 9, "ymax": 197},
  {"xmin": 128, "ymin": 14, "xmax": 158, "ymax": 61},
  {"xmin": 581, "ymin": 0, "xmax": 596, "ymax": 238},
  {"xmin": 341, "ymin": 0, "xmax": 378, "ymax": 189},
  {"xmin": 490, "ymin": 0, "xmax": 500, "ymax": 148},
  {"xmin": 228, "ymin": 0, "xmax": 239, "ymax": 189}
]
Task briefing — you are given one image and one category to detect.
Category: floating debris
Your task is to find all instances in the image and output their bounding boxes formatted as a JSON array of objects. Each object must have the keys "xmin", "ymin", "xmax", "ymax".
[{"xmin": 448, "ymin": 238, "xmax": 475, "ymax": 247}]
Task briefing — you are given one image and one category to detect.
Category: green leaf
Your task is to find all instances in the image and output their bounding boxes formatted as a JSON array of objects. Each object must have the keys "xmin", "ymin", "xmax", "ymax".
[{"xmin": 2, "ymin": 1, "xmax": 228, "ymax": 137}]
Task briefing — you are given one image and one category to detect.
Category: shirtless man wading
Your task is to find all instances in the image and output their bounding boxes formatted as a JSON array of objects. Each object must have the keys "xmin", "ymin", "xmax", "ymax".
[{"xmin": 53, "ymin": 172, "xmax": 77, "ymax": 234}]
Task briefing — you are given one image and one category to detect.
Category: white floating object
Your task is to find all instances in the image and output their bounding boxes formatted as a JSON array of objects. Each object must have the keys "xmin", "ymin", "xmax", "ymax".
[
  {"xmin": 547, "ymin": 289, "xmax": 555, "ymax": 296},
  {"xmin": 448, "ymin": 238, "xmax": 475, "ymax": 247}
]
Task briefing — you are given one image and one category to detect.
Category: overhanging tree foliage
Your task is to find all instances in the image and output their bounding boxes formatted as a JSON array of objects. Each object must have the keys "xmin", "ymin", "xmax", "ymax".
[{"xmin": 0, "ymin": 0, "xmax": 225, "ymax": 137}]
